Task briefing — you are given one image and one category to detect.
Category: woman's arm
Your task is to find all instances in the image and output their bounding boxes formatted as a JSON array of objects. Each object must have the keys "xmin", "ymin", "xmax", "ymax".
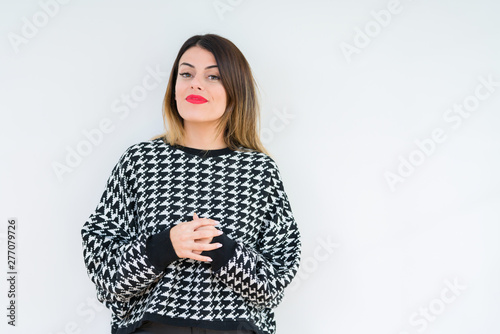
[
  {"xmin": 202, "ymin": 160, "xmax": 302, "ymax": 309},
  {"xmin": 81, "ymin": 145, "xmax": 165, "ymax": 306}
]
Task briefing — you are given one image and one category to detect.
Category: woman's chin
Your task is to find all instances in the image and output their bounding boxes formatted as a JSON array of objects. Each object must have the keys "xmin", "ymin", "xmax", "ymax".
[{"xmin": 179, "ymin": 113, "xmax": 223, "ymax": 125}]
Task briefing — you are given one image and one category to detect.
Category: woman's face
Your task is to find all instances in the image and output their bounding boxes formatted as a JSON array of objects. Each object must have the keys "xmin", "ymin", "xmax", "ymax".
[{"xmin": 175, "ymin": 46, "xmax": 227, "ymax": 126}]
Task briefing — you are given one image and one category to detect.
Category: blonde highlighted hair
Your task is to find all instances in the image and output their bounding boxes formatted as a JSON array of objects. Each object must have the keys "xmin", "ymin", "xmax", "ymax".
[{"xmin": 151, "ymin": 34, "xmax": 270, "ymax": 156}]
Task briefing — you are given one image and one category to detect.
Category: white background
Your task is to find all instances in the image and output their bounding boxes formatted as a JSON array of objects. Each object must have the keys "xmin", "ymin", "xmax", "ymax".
[{"xmin": 1, "ymin": 0, "xmax": 499, "ymax": 333}]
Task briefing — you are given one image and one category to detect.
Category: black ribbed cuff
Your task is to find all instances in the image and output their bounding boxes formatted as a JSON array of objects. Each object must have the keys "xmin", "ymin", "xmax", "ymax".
[
  {"xmin": 201, "ymin": 233, "xmax": 237, "ymax": 272},
  {"xmin": 146, "ymin": 227, "xmax": 180, "ymax": 271}
]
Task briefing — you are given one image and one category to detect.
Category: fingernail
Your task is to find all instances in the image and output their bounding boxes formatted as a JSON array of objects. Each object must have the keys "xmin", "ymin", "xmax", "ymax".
[
  {"xmin": 217, "ymin": 230, "xmax": 223, "ymax": 235},
  {"xmin": 217, "ymin": 243, "xmax": 223, "ymax": 248},
  {"xmin": 206, "ymin": 258, "xmax": 213, "ymax": 262},
  {"xmin": 213, "ymin": 220, "xmax": 220, "ymax": 224}
]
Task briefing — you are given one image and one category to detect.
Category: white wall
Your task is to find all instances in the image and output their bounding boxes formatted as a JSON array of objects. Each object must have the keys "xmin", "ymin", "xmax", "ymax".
[{"xmin": 1, "ymin": 0, "xmax": 499, "ymax": 333}]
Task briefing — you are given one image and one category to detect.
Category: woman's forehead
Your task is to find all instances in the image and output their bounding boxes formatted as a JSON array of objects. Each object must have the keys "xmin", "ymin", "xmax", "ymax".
[{"xmin": 179, "ymin": 46, "xmax": 218, "ymax": 68}]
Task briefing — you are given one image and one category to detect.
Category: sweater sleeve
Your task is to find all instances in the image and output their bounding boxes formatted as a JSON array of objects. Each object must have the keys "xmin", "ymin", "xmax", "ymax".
[
  {"xmin": 81, "ymin": 146, "xmax": 166, "ymax": 318},
  {"xmin": 202, "ymin": 160, "xmax": 302, "ymax": 309}
]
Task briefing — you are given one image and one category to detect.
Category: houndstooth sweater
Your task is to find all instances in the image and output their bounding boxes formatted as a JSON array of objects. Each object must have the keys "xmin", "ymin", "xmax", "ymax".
[{"xmin": 81, "ymin": 138, "xmax": 301, "ymax": 334}]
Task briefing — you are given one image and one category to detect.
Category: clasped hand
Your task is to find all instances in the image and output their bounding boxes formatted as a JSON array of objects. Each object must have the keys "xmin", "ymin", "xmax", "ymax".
[{"xmin": 170, "ymin": 213, "xmax": 222, "ymax": 262}]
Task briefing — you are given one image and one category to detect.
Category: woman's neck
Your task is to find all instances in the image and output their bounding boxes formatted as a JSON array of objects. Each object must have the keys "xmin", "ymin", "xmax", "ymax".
[{"xmin": 182, "ymin": 121, "xmax": 227, "ymax": 150}]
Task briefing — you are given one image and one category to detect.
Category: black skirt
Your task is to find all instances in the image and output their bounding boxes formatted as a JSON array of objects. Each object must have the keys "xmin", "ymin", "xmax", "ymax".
[{"xmin": 132, "ymin": 321, "xmax": 256, "ymax": 334}]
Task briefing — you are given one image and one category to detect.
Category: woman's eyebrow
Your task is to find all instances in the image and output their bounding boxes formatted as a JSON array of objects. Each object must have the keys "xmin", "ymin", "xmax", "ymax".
[{"xmin": 179, "ymin": 62, "xmax": 218, "ymax": 69}]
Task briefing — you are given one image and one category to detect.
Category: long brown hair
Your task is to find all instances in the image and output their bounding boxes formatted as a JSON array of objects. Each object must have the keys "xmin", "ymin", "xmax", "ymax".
[{"xmin": 151, "ymin": 34, "xmax": 270, "ymax": 156}]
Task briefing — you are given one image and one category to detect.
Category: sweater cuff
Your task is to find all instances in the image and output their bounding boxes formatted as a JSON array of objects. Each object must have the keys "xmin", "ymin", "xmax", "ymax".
[
  {"xmin": 201, "ymin": 233, "xmax": 237, "ymax": 272},
  {"xmin": 146, "ymin": 227, "xmax": 180, "ymax": 271}
]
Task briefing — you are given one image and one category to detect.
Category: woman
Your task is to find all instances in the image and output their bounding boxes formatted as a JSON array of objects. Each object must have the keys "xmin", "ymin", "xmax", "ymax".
[{"xmin": 81, "ymin": 34, "xmax": 301, "ymax": 334}]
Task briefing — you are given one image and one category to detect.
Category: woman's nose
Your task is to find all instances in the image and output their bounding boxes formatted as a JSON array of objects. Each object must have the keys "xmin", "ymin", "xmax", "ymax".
[{"xmin": 190, "ymin": 76, "xmax": 203, "ymax": 90}]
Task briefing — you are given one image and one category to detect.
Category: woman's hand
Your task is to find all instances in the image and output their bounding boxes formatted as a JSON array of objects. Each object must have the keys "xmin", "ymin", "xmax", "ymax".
[
  {"xmin": 192, "ymin": 213, "xmax": 221, "ymax": 255},
  {"xmin": 170, "ymin": 213, "xmax": 223, "ymax": 262}
]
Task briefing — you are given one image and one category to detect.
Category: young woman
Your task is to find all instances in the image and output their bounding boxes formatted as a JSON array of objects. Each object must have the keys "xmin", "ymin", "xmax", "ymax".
[{"xmin": 81, "ymin": 34, "xmax": 301, "ymax": 334}]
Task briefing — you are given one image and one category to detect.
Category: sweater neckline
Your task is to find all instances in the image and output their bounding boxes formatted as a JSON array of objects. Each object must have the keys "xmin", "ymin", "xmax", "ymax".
[
  {"xmin": 173, "ymin": 144, "xmax": 234, "ymax": 158},
  {"xmin": 156, "ymin": 137, "xmax": 237, "ymax": 158}
]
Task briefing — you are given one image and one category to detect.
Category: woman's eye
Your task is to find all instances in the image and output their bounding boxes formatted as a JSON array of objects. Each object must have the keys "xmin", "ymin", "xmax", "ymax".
[
  {"xmin": 208, "ymin": 75, "xmax": 220, "ymax": 81},
  {"xmin": 179, "ymin": 72, "xmax": 191, "ymax": 78}
]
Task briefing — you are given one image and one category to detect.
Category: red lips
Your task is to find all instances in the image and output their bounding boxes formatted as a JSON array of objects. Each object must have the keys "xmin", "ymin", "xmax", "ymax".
[{"xmin": 186, "ymin": 95, "xmax": 208, "ymax": 104}]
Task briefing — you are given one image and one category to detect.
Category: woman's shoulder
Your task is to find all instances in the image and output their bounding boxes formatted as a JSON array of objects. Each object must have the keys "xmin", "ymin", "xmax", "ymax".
[
  {"xmin": 125, "ymin": 137, "xmax": 173, "ymax": 152},
  {"xmin": 114, "ymin": 138, "xmax": 166, "ymax": 164},
  {"xmin": 234, "ymin": 145, "xmax": 277, "ymax": 163},
  {"xmin": 233, "ymin": 146, "xmax": 283, "ymax": 179}
]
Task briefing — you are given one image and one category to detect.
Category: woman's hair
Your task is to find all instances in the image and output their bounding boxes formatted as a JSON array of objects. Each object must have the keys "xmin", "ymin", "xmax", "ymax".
[{"xmin": 151, "ymin": 34, "xmax": 270, "ymax": 156}]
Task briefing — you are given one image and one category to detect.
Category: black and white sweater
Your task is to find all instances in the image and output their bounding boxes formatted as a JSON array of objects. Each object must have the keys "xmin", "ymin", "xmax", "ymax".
[{"xmin": 81, "ymin": 138, "xmax": 301, "ymax": 334}]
